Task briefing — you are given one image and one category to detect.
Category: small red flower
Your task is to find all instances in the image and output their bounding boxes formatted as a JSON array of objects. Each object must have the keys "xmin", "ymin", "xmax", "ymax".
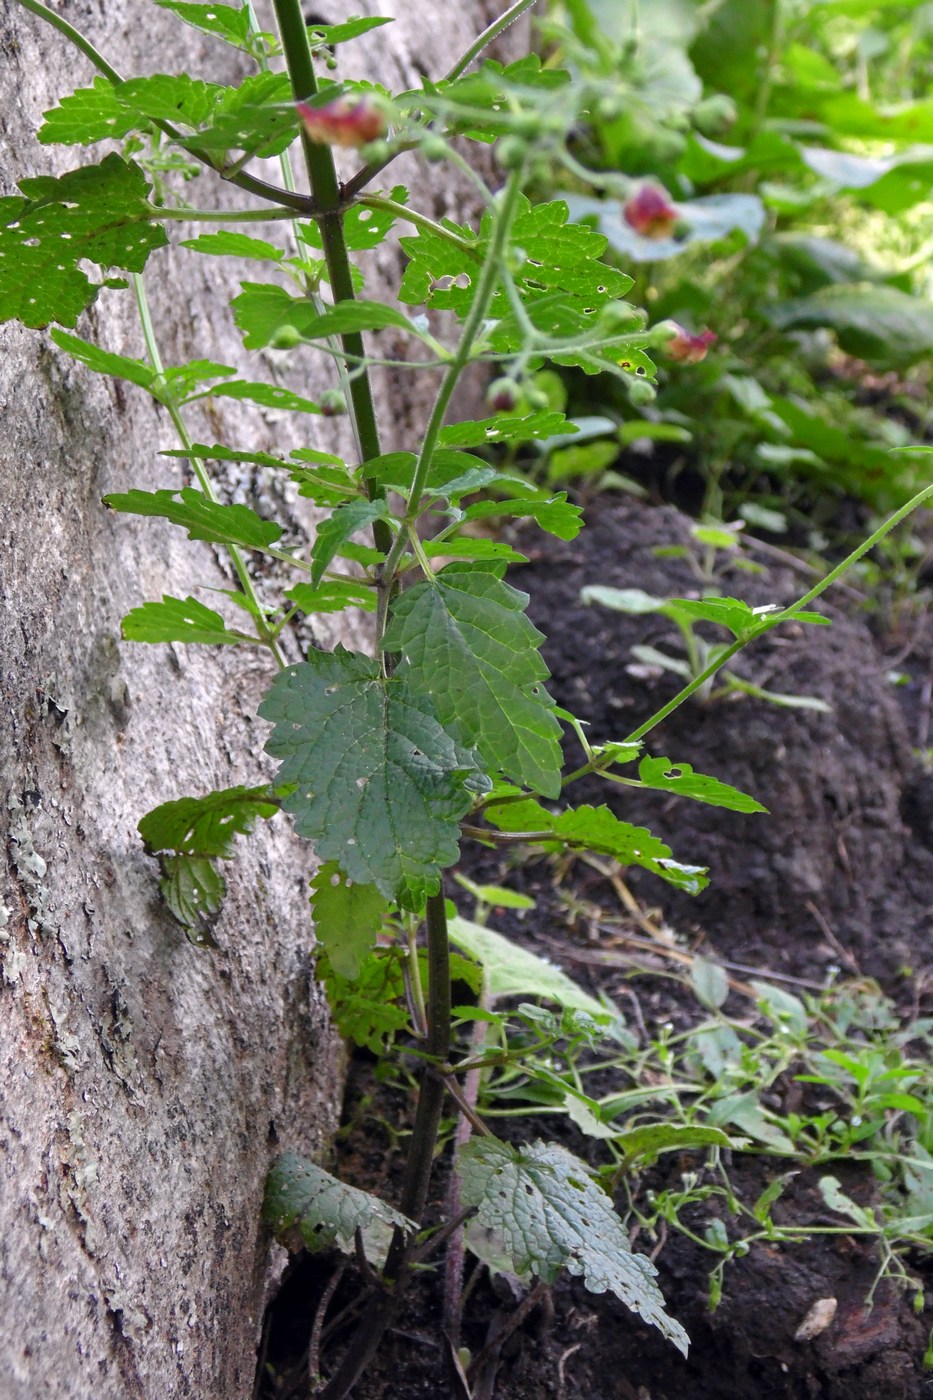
[
  {"xmin": 622, "ymin": 183, "xmax": 678, "ymax": 240},
  {"xmin": 296, "ymin": 97, "xmax": 386, "ymax": 149},
  {"xmin": 665, "ymin": 323, "xmax": 717, "ymax": 364}
]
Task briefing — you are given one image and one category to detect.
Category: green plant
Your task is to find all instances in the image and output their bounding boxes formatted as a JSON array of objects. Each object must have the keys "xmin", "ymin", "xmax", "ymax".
[
  {"xmin": 537, "ymin": 0, "xmax": 933, "ymax": 536},
  {"xmin": 7, "ymin": 2, "xmax": 933, "ymax": 1395}
]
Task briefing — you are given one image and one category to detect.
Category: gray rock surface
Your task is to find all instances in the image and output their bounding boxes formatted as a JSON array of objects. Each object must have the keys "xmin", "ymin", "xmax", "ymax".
[{"xmin": 0, "ymin": 2, "xmax": 512, "ymax": 1395}]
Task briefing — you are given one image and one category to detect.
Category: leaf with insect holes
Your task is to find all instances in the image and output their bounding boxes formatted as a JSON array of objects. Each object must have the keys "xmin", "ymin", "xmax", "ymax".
[
  {"xmin": 448, "ymin": 915, "xmax": 609, "ymax": 1019},
  {"xmin": 300, "ymin": 186, "xmax": 408, "ymax": 253},
  {"xmin": 120, "ymin": 595, "xmax": 244, "ymax": 646},
  {"xmin": 159, "ymin": 854, "xmax": 225, "ymax": 943},
  {"xmin": 637, "ymin": 757, "xmax": 767, "ymax": 814},
  {"xmin": 154, "ymin": 0, "xmax": 253, "ymax": 47},
  {"xmin": 0, "ymin": 154, "xmax": 167, "ymax": 328},
  {"xmin": 310, "ymin": 500, "xmax": 390, "ymax": 587},
  {"xmin": 667, "ymin": 596, "xmax": 829, "ymax": 640},
  {"xmin": 103, "ymin": 488, "xmax": 282, "ymax": 550},
  {"xmin": 438, "ymin": 412, "xmax": 578, "ymax": 447},
  {"xmin": 258, "ymin": 648, "xmax": 489, "ymax": 907},
  {"xmin": 482, "ymin": 798, "xmax": 708, "ymax": 894},
  {"xmin": 309, "ymin": 863, "xmax": 387, "ymax": 979},
  {"xmin": 138, "ymin": 785, "xmax": 278, "ymax": 859},
  {"xmin": 458, "ymin": 1137, "xmax": 689, "ymax": 1355},
  {"xmin": 265, "ymin": 1152, "xmax": 416, "ymax": 1262},
  {"xmin": 42, "ymin": 71, "xmax": 298, "ymax": 156},
  {"xmin": 307, "ymin": 15, "xmax": 394, "ymax": 47},
  {"xmin": 383, "ymin": 562, "xmax": 563, "ymax": 797},
  {"xmin": 554, "ymin": 805, "xmax": 708, "ymax": 893}
]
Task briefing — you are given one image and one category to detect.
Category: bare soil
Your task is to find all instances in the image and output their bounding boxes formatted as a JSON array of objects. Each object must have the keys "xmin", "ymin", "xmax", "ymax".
[{"xmin": 257, "ymin": 497, "xmax": 933, "ymax": 1400}]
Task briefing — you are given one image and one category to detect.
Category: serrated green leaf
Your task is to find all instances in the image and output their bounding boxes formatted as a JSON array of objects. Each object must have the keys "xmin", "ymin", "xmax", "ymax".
[
  {"xmin": 103, "ymin": 487, "xmax": 282, "ymax": 549},
  {"xmin": 161, "ymin": 441, "xmax": 293, "ymax": 471},
  {"xmin": 159, "ymin": 853, "xmax": 225, "ymax": 939},
  {"xmin": 285, "ymin": 580, "xmax": 376, "ymax": 614},
  {"xmin": 121, "ymin": 595, "xmax": 243, "ymax": 645},
  {"xmin": 311, "ymin": 499, "xmax": 390, "ymax": 587},
  {"xmin": 181, "ymin": 231, "xmax": 284, "ymax": 262},
  {"xmin": 448, "ymin": 915, "xmax": 609, "ymax": 1018},
  {"xmin": 438, "ymin": 412, "xmax": 577, "ymax": 447},
  {"xmin": 50, "ymin": 328, "xmax": 157, "ymax": 392},
  {"xmin": 231, "ymin": 283, "xmax": 323, "ymax": 348},
  {"xmin": 265, "ymin": 1151, "xmax": 415, "ymax": 1260},
  {"xmin": 0, "ymin": 154, "xmax": 167, "ymax": 328},
  {"xmin": 458, "ymin": 1137, "xmax": 688, "ymax": 1355},
  {"xmin": 553, "ymin": 805, "xmax": 709, "ymax": 894},
  {"xmin": 316, "ymin": 947, "xmax": 411, "ymax": 1052},
  {"xmin": 38, "ymin": 77, "xmax": 142, "ymax": 146},
  {"xmin": 154, "ymin": 0, "xmax": 252, "ymax": 48},
  {"xmin": 288, "ymin": 299, "xmax": 417, "ymax": 339},
  {"xmin": 384, "ymin": 562, "xmax": 562, "ymax": 797},
  {"xmin": 195, "ymin": 380, "xmax": 321, "ymax": 414},
  {"xmin": 258, "ymin": 648, "xmax": 488, "ymax": 905},
  {"xmin": 309, "ymin": 863, "xmax": 387, "ymax": 979},
  {"xmin": 462, "ymin": 490, "xmax": 583, "ymax": 541},
  {"xmin": 421, "ymin": 537, "xmax": 529, "ymax": 565},
  {"xmin": 187, "ymin": 72, "xmax": 297, "ymax": 157},
  {"xmin": 637, "ymin": 757, "xmax": 767, "ymax": 814},
  {"xmin": 307, "ymin": 16, "xmax": 395, "ymax": 46},
  {"xmin": 138, "ymin": 785, "xmax": 278, "ymax": 858},
  {"xmin": 668, "ymin": 596, "xmax": 829, "ymax": 638},
  {"xmin": 161, "ymin": 360, "xmax": 238, "ymax": 399}
]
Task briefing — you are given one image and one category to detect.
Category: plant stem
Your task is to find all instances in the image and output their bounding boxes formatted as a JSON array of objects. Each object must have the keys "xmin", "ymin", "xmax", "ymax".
[
  {"xmin": 318, "ymin": 890, "xmax": 452, "ymax": 1400},
  {"xmin": 356, "ymin": 195, "xmax": 481, "ymax": 257},
  {"xmin": 380, "ymin": 165, "xmax": 526, "ymax": 593},
  {"xmin": 271, "ymin": 0, "xmax": 392, "ymax": 551},
  {"xmin": 15, "ymin": 0, "xmax": 310, "ymax": 213},
  {"xmin": 443, "ymin": 0, "xmax": 541, "ymax": 81},
  {"xmin": 132, "ymin": 274, "xmax": 285, "ymax": 665}
]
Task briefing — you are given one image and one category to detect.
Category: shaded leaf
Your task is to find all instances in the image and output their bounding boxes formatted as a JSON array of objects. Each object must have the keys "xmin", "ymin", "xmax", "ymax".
[
  {"xmin": 285, "ymin": 580, "xmax": 376, "ymax": 614},
  {"xmin": 383, "ymin": 562, "xmax": 563, "ymax": 797},
  {"xmin": 448, "ymin": 915, "xmax": 610, "ymax": 1018},
  {"xmin": 159, "ymin": 854, "xmax": 225, "ymax": 942},
  {"xmin": 458, "ymin": 1137, "xmax": 689, "ymax": 1355},
  {"xmin": 103, "ymin": 487, "xmax": 282, "ymax": 549},
  {"xmin": 310, "ymin": 499, "xmax": 390, "ymax": 587},
  {"xmin": 309, "ymin": 863, "xmax": 387, "ymax": 979},
  {"xmin": 613, "ymin": 1124, "xmax": 732, "ymax": 1165},
  {"xmin": 138, "ymin": 785, "xmax": 278, "ymax": 858},
  {"xmin": 0, "ymin": 154, "xmax": 167, "ymax": 328},
  {"xmin": 265, "ymin": 1151, "xmax": 415, "ymax": 1259},
  {"xmin": 259, "ymin": 648, "xmax": 488, "ymax": 906},
  {"xmin": 154, "ymin": 0, "xmax": 252, "ymax": 47}
]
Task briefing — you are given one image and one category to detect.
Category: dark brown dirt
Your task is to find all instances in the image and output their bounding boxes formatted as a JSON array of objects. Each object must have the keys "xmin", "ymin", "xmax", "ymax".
[{"xmin": 257, "ymin": 497, "xmax": 933, "ymax": 1400}]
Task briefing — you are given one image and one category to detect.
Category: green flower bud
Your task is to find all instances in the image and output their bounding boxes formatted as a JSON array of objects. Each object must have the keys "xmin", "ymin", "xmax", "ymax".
[
  {"xmin": 319, "ymin": 388, "xmax": 346, "ymax": 417},
  {"xmin": 693, "ymin": 93, "xmax": 738, "ymax": 137},
  {"xmin": 269, "ymin": 325, "xmax": 303, "ymax": 350},
  {"xmin": 627, "ymin": 377, "xmax": 657, "ymax": 407},
  {"xmin": 487, "ymin": 377, "xmax": 521, "ymax": 412},
  {"xmin": 420, "ymin": 135, "xmax": 448, "ymax": 163},
  {"xmin": 495, "ymin": 135, "xmax": 528, "ymax": 170}
]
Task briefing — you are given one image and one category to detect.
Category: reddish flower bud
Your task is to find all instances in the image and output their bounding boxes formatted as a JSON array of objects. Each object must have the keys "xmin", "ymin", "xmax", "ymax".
[
  {"xmin": 665, "ymin": 323, "xmax": 717, "ymax": 364},
  {"xmin": 622, "ymin": 182, "xmax": 679, "ymax": 240},
  {"xmin": 296, "ymin": 97, "xmax": 386, "ymax": 149}
]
